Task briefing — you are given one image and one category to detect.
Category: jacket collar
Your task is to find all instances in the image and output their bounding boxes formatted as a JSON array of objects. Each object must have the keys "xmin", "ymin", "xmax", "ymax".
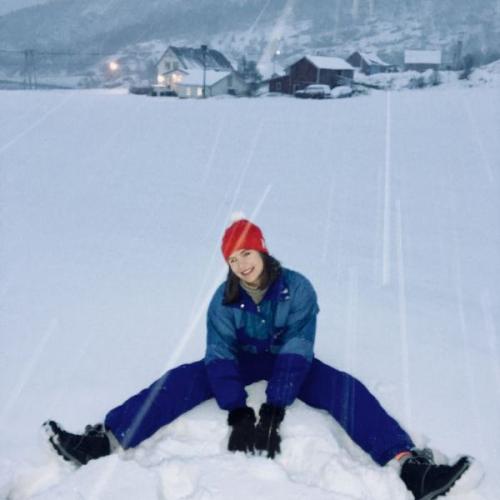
[{"xmin": 226, "ymin": 271, "xmax": 290, "ymax": 312}]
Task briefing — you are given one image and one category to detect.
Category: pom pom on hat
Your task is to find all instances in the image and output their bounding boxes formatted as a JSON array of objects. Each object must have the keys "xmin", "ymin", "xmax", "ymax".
[
  {"xmin": 221, "ymin": 218, "xmax": 268, "ymax": 261},
  {"xmin": 229, "ymin": 211, "xmax": 246, "ymax": 223}
]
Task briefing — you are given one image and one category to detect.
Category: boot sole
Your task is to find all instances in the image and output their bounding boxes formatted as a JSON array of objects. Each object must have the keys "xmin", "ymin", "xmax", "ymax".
[{"xmin": 419, "ymin": 457, "xmax": 472, "ymax": 500}]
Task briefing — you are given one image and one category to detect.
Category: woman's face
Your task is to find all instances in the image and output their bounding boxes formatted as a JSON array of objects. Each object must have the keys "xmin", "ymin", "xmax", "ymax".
[{"xmin": 228, "ymin": 249, "xmax": 264, "ymax": 287}]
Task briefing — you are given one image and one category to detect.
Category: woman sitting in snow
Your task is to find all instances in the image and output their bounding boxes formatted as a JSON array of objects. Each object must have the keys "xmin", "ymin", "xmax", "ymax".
[{"xmin": 45, "ymin": 218, "xmax": 472, "ymax": 500}]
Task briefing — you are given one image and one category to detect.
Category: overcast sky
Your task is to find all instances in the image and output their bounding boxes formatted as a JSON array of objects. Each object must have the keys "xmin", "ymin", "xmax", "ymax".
[{"xmin": 0, "ymin": 0, "xmax": 51, "ymax": 16}]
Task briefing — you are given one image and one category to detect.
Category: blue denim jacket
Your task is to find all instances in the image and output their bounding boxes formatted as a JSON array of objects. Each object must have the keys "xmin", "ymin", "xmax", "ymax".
[{"xmin": 204, "ymin": 268, "xmax": 319, "ymax": 410}]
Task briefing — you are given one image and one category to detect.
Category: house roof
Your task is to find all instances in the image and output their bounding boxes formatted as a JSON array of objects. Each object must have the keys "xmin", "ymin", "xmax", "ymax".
[
  {"xmin": 404, "ymin": 50, "xmax": 442, "ymax": 64},
  {"xmin": 358, "ymin": 52, "xmax": 390, "ymax": 66},
  {"xmin": 173, "ymin": 69, "xmax": 232, "ymax": 87},
  {"xmin": 305, "ymin": 55, "xmax": 354, "ymax": 71},
  {"xmin": 169, "ymin": 46, "xmax": 233, "ymax": 70}
]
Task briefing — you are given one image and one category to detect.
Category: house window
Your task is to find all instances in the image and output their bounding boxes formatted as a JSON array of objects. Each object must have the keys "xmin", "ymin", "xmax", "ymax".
[
  {"xmin": 187, "ymin": 87, "xmax": 192, "ymax": 96},
  {"xmin": 276, "ymin": 81, "xmax": 282, "ymax": 91},
  {"xmin": 197, "ymin": 87, "xmax": 203, "ymax": 97},
  {"xmin": 228, "ymin": 75, "xmax": 233, "ymax": 86},
  {"xmin": 173, "ymin": 62, "xmax": 179, "ymax": 70}
]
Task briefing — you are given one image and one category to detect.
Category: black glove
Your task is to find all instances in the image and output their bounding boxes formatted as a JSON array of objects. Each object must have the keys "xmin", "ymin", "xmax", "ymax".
[
  {"xmin": 227, "ymin": 406, "xmax": 256, "ymax": 454},
  {"xmin": 254, "ymin": 403, "xmax": 285, "ymax": 459}
]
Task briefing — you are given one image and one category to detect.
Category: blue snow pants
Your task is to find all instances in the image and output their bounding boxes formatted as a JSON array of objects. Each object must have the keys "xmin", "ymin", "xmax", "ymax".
[{"xmin": 104, "ymin": 353, "xmax": 414, "ymax": 465}]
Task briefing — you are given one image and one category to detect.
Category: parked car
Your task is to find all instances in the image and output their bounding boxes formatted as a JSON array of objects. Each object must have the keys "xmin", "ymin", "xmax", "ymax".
[
  {"xmin": 129, "ymin": 85, "xmax": 153, "ymax": 95},
  {"xmin": 295, "ymin": 84, "xmax": 332, "ymax": 99}
]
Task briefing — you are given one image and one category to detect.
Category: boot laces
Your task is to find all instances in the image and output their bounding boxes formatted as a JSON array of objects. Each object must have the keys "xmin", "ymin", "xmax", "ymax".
[
  {"xmin": 406, "ymin": 448, "xmax": 435, "ymax": 466},
  {"xmin": 83, "ymin": 423, "xmax": 105, "ymax": 436}
]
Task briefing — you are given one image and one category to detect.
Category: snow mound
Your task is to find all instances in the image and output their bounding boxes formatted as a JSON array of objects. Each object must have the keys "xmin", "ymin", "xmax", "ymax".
[
  {"xmin": 5, "ymin": 384, "xmax": 412, "ymax": 500},
  {"xmin": 466, "ymin": 59, "xmax": 500, "ymax": 87},
  {"xmin": 330, "ymin": 85, "xmax": 353, "ymax": 99}
]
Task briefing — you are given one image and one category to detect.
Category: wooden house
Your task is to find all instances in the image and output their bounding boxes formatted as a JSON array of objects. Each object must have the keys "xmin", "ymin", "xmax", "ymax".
[
  {"xmin": 269, "ymin": 55, "xmax": 354, "ymax": 94},
  {"xmin": 346, "ymin": 51, "xmax": 394, "ymax": 75}
]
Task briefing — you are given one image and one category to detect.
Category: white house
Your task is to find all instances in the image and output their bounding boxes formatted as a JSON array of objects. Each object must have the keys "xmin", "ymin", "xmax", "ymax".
[
  {"xmin": 163, "ymin": 69, "xmax": 247, "ymax": 98},
  {"xmin": 404, "ymin": 50, "xmax": 442, "ymax": 72},
  {"xmin": 156, "ymin": 46, "xmax": 233, "ymax": 82}
]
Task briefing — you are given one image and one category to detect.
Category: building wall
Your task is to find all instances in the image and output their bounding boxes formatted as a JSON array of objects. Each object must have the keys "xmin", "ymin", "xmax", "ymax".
[
  {"xmin": 346, "ymin": 52, "xmax": 363, "ymax": 69},
  {"xmin": 318, "ymin": 69, "xmax": 353, "ymax": 86},
  {"xmin": 174, "ymin": 73, "xmax": 248, "ymax": 98},
  {"xmin": 365, "ymin": 62, "xmax": 388, "ymax": 75},
  {"xmin": 289, "ymin": 58, "xmax": 318, "ymax": 92},
  {"xmin": 212, "ymin": 73, "xmax": 247, "ymax": 96},
  {"xmin": 157, "ymin": 48, "xmax": 182, "ymax": 76},
  {"xmin": 404, "ymin": 63, "xmax": 440, "ymax": 72},
  {"xmin": 269, "ymin": 76, "xmax": 291, "ymax": 94},
  {"xmin": 161, "ymin": 70, "xmax": 186, "ymax": 90},
  {"xmin": 174, "ymin": 85, "xmax": 201, "ymax": 98}
]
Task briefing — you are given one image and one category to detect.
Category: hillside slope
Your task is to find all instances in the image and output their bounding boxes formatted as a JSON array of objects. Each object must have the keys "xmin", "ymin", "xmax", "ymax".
[{"xmin": 0, "ymin": 0, "xmax": 498, "ymax": 77}]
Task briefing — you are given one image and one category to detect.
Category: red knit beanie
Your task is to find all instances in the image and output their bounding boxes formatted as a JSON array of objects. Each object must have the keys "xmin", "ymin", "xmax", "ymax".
[{"xmin": 221, "ymin": 219, "xmax": 269, "ymax": 261}]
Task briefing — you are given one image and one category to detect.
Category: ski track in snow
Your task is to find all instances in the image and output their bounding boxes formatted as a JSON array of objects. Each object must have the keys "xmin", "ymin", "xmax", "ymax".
[
  {"xmin": 382, "ymin": 90, "xmax": 392, "ymax": 286},
  {"xmin": 344, "ymin": 266, "xmax": 359, "ymax": 374},
  {"xmin": 395, "ymin": 199, "xmax": 412, "ymax": 427},
  {"xmin": 460, "ymin": 97, "xmax": 495, "ymax": 184},
  {"xmin": 321, "ymin": 116, "xmax": 337, "ymax": 264},
  {"xmin": 201, "ymin": 118, "xmax": 224, "ymax": 185},
  {"xmin": 451, "ymin": 229, "xmax": 486, "ymax": 453},
  {"xmin": 480, "ymin": 290, "xmax": 500, "ymax": 398}
]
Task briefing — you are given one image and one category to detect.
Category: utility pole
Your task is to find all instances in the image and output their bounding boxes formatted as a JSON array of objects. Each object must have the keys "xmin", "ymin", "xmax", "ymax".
[
  {"xmin": 23, "ymin": 49, "xmax": 37, "ymax": 89},
  {"xmin": 201, "ymin": 44, "xmax": 207, "ymax": 98},
  {"xmin": 453, "ymin": 39, "xmax": 463, "ymax": 70}
]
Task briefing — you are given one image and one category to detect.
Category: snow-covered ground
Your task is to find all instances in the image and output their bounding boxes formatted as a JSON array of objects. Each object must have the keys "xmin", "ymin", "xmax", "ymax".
[
  {"xmin": 0, "ymin": 85, "xmax": 499, "ymax": 499},
  {"xmin": 354, "ymin": 60, "xmax": 500, "ymax": 90}
]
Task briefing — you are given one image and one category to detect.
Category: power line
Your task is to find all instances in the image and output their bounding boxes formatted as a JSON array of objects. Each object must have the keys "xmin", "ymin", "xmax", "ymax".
[{"xmin": 0, "ymin": 48, "xmax": 156, "ymax": 57}]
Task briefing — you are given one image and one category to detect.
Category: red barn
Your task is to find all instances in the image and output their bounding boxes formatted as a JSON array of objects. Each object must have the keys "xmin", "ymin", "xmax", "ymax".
[{"xmin": 269, "ymin": 55, "xmax": 354, "ymax": 95}]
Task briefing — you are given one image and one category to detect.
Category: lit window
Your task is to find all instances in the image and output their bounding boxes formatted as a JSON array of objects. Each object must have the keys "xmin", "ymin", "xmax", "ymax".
[{"xmin": 197, "ymin": 87, "xmax": 203, "ymax": 96}]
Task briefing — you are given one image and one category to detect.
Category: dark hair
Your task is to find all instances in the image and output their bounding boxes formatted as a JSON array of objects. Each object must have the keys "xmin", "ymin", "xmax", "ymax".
[{"xmin": 223, "ymin": 253, "xmax": 282, "ymax": 304}]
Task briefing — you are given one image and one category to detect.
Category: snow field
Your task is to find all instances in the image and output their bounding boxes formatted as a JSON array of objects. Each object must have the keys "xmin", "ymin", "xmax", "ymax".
[{"xmin": 0, "ymin": 86, "xmax": 498, "ymax": 499}]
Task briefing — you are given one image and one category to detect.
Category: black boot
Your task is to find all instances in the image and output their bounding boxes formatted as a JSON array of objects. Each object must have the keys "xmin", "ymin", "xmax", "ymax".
[
  {"xmin": 400, "ymin": 449, "xmax": 471, "ymax": 500},
  {"xmin": 44, "ymin": 420, "xmax": 112, "ymax": 466}
]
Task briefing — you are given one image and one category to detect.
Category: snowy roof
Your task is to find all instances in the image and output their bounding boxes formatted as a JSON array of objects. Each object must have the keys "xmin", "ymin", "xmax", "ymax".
[
  {"xmin": 404, "ymin": 50, "xmax": 442, "ymax": 64},
  {"xmin": 358, "ymin": 52, "xmax": 390, "ymax": 66},
  {"xmin": 161, "ymin": 46, "xmax": 233, "ymax": 71},
  {"xmin": 305, "ymin": 56, "xmax": 354, "ymax": 71},
  {"xmin": 174, "ymin": 69, "xmax": 232, "ymax": 87}
]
